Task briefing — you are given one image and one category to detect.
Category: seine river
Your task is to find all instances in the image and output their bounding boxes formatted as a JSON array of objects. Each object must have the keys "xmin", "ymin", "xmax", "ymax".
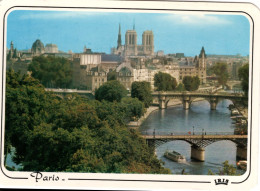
[{"xmin": 139, "ymin": 99, "xmax": 245, "ymax": 175}]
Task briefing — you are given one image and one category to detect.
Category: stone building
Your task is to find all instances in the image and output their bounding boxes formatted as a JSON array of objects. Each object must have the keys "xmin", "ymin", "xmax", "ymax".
[
  {"xmin": 84, "ymin": 66, "xmax": 107, "ymax": 91},
  {"xmin": 72, "ymin": 53, "xmax": 109, "ymax": 90},
  {"xmin": 111, "ymin": 24, "xmax": 154, "ymax": 57},
  {"xmin": 79, "ymin": 53, "xmax": 102, "ymax": 70},
  {"xmin": 116, "ymin": 62, "xmax": 134, "ymax": 91},
  {"xmin": 31, "ymin": 39, "xmax": 45, "ymax": 55},
  {"xmin": 45, "ymin": 43, "xmax": 58, "ymax": 53},
  {"xmin": 179, "ymin": 47, "xmax": 207, "ymax": 84},
  {"xmin": 101, "ymin": 54, "xmax": 123, "ymax": 72}
]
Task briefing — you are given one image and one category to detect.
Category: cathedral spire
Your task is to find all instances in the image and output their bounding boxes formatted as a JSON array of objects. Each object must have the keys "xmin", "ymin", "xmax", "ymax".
[
  {"xmin": 199, "ymin": 46, "xmax": 206, "ymax": 58},
  {"xmin": 117, "ymin": 23, "xmax": 122, "ymax": 49}
]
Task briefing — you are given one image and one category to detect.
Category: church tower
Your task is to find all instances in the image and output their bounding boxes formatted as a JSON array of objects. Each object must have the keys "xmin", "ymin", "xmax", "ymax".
[
  {"xmin": 197, "ymin": 46, "xmax": 207, "ymax": 84},
  {"xmin": 142, "ymin": 30, "xmax": 154, "ymax": 56},
  {"xmin": 199, "ymin": 46, "xmax": 206, "ymax": 69},
  {"xmin": 125, "ymin": 28, "xmax": 137, "ymax": 56},
  {"xmin": 117, "ymin": 24, "xmax": 122, "ymax": 49}
]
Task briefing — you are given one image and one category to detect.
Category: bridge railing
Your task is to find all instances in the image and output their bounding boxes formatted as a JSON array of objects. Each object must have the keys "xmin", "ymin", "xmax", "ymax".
[{"xmin": 140, "ymin": 130, "xmax": 236, "ymax": 136}]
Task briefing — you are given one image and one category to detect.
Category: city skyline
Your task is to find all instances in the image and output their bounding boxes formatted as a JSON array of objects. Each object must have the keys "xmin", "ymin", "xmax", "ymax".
[{"xmin": 7, "ymin": 10, "xmax": 250, "ymax": 56}]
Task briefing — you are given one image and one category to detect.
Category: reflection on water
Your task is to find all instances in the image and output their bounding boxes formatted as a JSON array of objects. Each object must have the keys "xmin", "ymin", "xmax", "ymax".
[{"xmin": 140, "ymin": 100, "xmax": 245, "ymax": 175}]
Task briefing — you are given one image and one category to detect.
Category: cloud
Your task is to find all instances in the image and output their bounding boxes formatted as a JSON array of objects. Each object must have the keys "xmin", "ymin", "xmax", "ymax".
[
  {"xmin": 18, "ymin": 11, "xmax": 107, "ymax": 20},
  {"xmin": 162, "ymin": 13, "xmax": 231, "ymax": 26}
]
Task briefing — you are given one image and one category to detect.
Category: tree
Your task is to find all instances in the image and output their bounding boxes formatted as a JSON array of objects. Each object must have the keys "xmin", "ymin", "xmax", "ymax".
[
  {"xmin": 5, "ymin": 70, "xmax": 171, "ymax": 174},
  {"xmin": 211, "ymin": 62, "xmax": 229, "ymax": 87},
  {"xmin": 175, "ymin": 83, "xmax": 185, "ymax": 91},
  {"xmin": 131, "ymin": 81, "xmax": 153, "ymax": 108},
  {"xmin": 121, "ymin": 97, "xmax": 145, "ymax": 120},
  {"xmin": 182, "ymin": 76, "xmax": 200, "ymax": 91},
  {"xmin": 191, "ymin": 76, "xmax": 200, "ymax": 91},
  {"xmin": 208, "ymin": 161, "xmax": 238, "ymax": 175},
  {"xmin": 13, "ymin": 48, "xmax": 18, "ymax": 58},
  {"xmin": 5, "ymin": 69, "xmax": 54, "ymax": 165},
  {"xmin": 238, "ymin": 64, "xmax": 249, "ymax": 97},
  {"xmin": 7, "ymin": 51, "xmax": 11, "ymax": 60},
  {"xmin": 95, "ymin": 80, "xmax": 127, "ymax": 102},
  {"xmin": 107, "ymin": 70, "xmax": 117, "ymax": 81},
  {"xmin": 154, "ymin": 72, "xmax": 177, "ymax": 91},
  {"xmin": 28, "ymin": 55, "xmax": 73, "ymax": 88}
]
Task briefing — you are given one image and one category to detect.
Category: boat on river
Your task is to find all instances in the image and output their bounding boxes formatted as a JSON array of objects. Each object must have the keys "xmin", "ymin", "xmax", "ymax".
[{"xmin": 164, "ymin": 150, "xmax": 186, "ymax": 163}]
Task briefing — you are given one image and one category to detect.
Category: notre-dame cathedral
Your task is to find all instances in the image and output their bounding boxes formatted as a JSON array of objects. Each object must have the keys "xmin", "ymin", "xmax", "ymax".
[{"xmin": 111, "ymin": 24, "xmax": 154, "ymax": 57}]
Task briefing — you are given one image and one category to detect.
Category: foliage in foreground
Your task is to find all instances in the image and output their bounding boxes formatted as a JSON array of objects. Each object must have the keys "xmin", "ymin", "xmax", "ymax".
[
  {"xmin": 5, "ymin": 69, "xmax": 170, "ymax": 174},
  {"xmin": 208, "ymin": 161, "xmax": 239, "ymax": 175}
]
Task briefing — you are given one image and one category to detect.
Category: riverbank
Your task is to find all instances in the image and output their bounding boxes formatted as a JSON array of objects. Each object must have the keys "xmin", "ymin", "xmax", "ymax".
[
  {"xmin": 127, "ymin": 98, "xmax": 205, "ymax": 128},
  {"xmin": 236, "ymin": 106, "xmax": 248, "ymax": 120}
]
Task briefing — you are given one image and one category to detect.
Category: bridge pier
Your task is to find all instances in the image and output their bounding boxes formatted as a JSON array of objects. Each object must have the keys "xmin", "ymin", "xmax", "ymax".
[
  {"xmin": 236, "ymin": 146, "xmax": 247, "ymax": 160},
  {"xmin": 159, "ymin": 96, "xmax": 167, "ymax": 109},
  {"xmin": 183, "ymin": 96, "xmax": 191, "ymax": 110},
  {"xmin": 209, "ymin": 97, "xmax": 218, "ymax": 110},
  {"xmin": 191, "ymin": 146, "xmax": 205, "ymax": 162}
]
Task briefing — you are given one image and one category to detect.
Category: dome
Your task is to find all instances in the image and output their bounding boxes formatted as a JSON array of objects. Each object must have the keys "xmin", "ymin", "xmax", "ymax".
[
  {"xmin": 31, "ymin": 39, "xmax": 45, "ymax": 55},
  {"xmin": 45, "ymin": 43, "xmax": 58, "ymax": 53}
]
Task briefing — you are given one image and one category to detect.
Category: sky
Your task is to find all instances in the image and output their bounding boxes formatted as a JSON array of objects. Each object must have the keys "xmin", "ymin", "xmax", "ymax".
[{"xmin": 6, "ymin": 10, "xmax": 250, "ymax": 56}]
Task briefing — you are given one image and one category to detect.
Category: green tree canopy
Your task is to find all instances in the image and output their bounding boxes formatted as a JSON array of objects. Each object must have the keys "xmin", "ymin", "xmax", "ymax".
[
  {"xmin": 28, "ymin": 55, "xmax": 73, "ymax": 88},
  {"xmin": 131, "ymin": 81, "xmax": 153, "ymax": 108},
  {"xmin": 175, "ymin": 83, "xmax": 185, "ymax": 91},
  {"xmin": 208, "ymin": 161, "xmax": 239, "ymax": 175},
  {"xmin": 95, "ymin": 80, "xmax": 127, "ymax": 102},
  {"xmin": 182, "ymin": 76, "xmax": 200, "ymax": 91},
  {"xmin": 238, "ymin": 64, "xmax": 249, "ymax": 97},
  {"xmin": 121, "ymin": 97, "xmax": 146, "ymax": 120},
  {"xmin": 13, "ymin": 49, "xmax": 18, "ymax": 58},
  {"xmin": 5, "ymin": 70, "xmax": 170, "ymax": 174},
  {"xmin": 211, "ymin": 62, "xmax": 229, "ymax": 87},
  {"xmin": 154, "ymin": 72, "xmax": 177, "ymax": 91}
]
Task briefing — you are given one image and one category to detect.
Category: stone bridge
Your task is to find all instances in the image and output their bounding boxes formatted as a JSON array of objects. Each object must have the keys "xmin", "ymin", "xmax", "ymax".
[
  {"xmin": 152, "ymin": 91, "xmax": 246, "ymax": 110},
  {"xmin": 142, "ymin": 132, "xmax": 247, "ymax": 161}
]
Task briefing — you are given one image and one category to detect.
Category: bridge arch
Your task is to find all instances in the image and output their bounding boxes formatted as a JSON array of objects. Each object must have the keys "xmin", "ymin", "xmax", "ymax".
[
  {"xmin": 189, "ymin": 97, "xmax": 235, "ymax": 110},
  {"xmin": 165, "ymin": 97, "xmax": 183, "ymax": 108},
  {"xmin": 146, "ymin": 137, "xmax": 247, "ymax": 161},
  {"xmin": 153, "ymin": 91, "xmax": 245, "ymax": 110},
  {"xmin": 149, "ymin": 137, "xmax": 245, "ymax": 149}
]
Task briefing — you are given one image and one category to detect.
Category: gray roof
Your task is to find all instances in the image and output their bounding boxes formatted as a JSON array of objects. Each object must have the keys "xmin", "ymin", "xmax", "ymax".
[
  {"xmin": 178, "ymin": 59, "xmax": 195, "ymax": 67},
  {"xmin": 101, "ymin": 54, "xmax": 123, "ymax": 62}
]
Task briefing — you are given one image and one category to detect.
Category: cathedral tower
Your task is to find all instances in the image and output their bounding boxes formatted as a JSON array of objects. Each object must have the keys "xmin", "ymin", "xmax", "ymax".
[
  {"xmin": 125, "ymin": 29, "xmax": 137, "ymax": 56},
  {"xmin": 117, "ymin": 24, "xmax": 122, "ymax": 49},
  {"xmin": 142, "ymin": 30, "xmax": 154, "ymax": 56}
]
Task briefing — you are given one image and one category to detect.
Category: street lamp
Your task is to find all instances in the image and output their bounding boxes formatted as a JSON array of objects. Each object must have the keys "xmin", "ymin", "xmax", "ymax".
[{"xmin": 193, "ymin": 126, "xmax": 194, "ymax": 135}]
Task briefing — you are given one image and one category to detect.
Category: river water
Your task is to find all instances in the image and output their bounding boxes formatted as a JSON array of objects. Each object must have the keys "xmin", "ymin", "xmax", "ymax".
[{"xmin": 139, "ymin": 99, "xmax": 245, "ymax": 175}]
